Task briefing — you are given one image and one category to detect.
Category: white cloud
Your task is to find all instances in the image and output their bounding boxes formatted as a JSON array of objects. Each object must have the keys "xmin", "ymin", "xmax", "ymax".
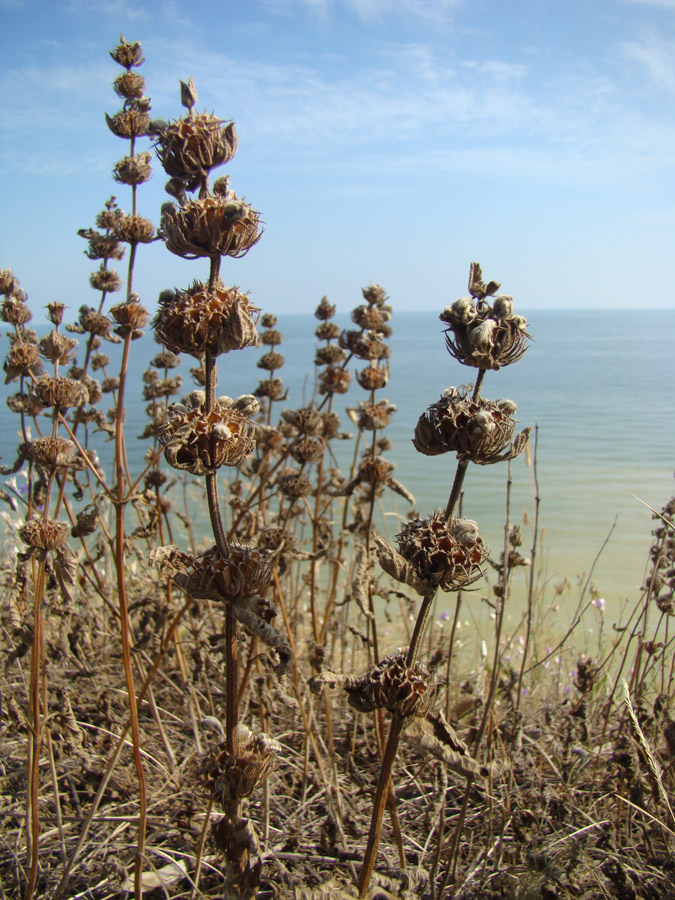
[
  {"xmin": 265, "ymin": 0, "xmax": 463, "ymax": 22},
  {"xmin": 623, "ymin": 0, "xmax": 675, "ymax": 9},
  {"xmin": 620, "ymin": 29, "xmax": 675, "ymax": 90}
]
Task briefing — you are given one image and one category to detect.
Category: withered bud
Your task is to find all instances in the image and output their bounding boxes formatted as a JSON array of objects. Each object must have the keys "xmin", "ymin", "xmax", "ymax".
[
  {"xmin": 260, "ymin": 313, "xmax": 277, "ymax": 328},
  {"xmin": 27, "ymin": 437, "xmax": 77, "ymax": 469},
  {"xmin": 361, "ymin": 283, "xmax": 389, "ymax": 307},
  {"xmin": 346, "ymin": 650, "xmax": 433, "ymax": 718},
  {"xmin": 180, "ymin": 76, "xmax": 198, "ymax": 110},
  {"xmin": 356, "ymin": 364, "xmax": 389, "ymax": 391},
  {"xmin": 257, "ymin": 351, "xmax": 284, "ymax": 371}
]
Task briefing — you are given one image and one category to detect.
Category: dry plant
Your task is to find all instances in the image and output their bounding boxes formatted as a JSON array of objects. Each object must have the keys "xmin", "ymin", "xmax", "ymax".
[{"xmin": 1, "ymin": 33, "xmax": 675, "ymax": 900}]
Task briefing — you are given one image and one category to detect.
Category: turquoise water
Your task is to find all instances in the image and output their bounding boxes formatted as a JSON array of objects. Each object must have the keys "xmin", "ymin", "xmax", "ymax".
[{"xmin": 2, "ymin": 309, "xmax": 673, "ymax": 615}]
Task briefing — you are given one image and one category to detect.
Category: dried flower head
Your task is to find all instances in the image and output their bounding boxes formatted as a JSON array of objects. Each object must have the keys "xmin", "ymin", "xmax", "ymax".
[
  {"xmin": 339, "ymin": 329, "xmax": 389, "ymax": 361},
  {"xmin": 315, "ymin": 296, "xmax": 336, "ymax": 320},
  {"xmin": 440, "ymin": 264, "xmax": 530, "ymax": 370},
  {"xmin": 113, "ymin": 71, "xmax": 146, "ymax": 99},
  {"xmin": 356, "ymin": 364, "xmax": 389, "ymax": 391},
  {"xmin": 1, "ymin": 294, "xmax": 32, "ymax": 326},
  {"xmin": 318, "ymin": 366, "xmax": 351, "ymax": 395},
  {"xmin": 105, "ymin": 107, "xmax": 150, "ymax": 139},
  {"xmin": 351, "ymin": 304, "xmax": 391, "ymax": 331},
  {"xmin": 109, "ymin": 36, "xmax": 145, "ymax": 69},
  {"xmin": 39, "ymin": 331, "xmax": 78, "ymax": 365},
  {"xmin": 280, "ymin": 406, "xmax": 323, "ymax": 435},
  {"xmin": 161, "ymin": 192, "xmax": 261, "ymax": 259},
  {"xmin": 154, "ymin": 280, "xmax": 259, "ymax": 357},
  {"xmin": 112, "ymin": 152, "xmax": 153, "ymax": 185},
  {"xmin": 254, "ymin": 377, "xmax": 286, "ymax": 401},
  {"xmin": 361, "ymin": 283, "xmax": 389, "ymax": 307},
  {"xmin": 346, "ymin": 650, "xmax": 433, "ymax": 718},
  {"xmin": 288, "ymin": 434, "xmax": 325, "ymax": 465},
  {"xmin": 71, "ymin": 504, "xmax": 100, "ymax": 538},
  {"xmin": 198, "ymin": 725, "xmax": 279, "ymax": 809},
  {"xmin": 315, "ymin": 321, "xmax": 341, "ymax": 341},
  {"xmin": 353, "ymin": 399, "xmax": 396, "ymax": 431},
  {"xmin": 276, "ymin": 468, "xmax": 314, "ymax": 499},
  {"xmin": 395, "ymin": 514, "xmax": 487, "ymax": 591},
  {"xmin": 155, "ymin": 112, "xmax": 238, "ymax": 182},
  {"xmin": 314, "ymin": 344, "xmax": 346, "ymax": 366},
  {"xmin": 155, "ymin": 544, "xmax": 272, "ymax": 602},
  {"xmin": 414, "ymin": 387, "xmax": 530, "ymax": 464},
  {"xmin": 257, "ymin": 350, "xmax": 285, "ymax": 371},
  {"xmin": 27, "ymin": 437, "xmax": 77, "ymax": 469},
  {"xmin": 114, "ymin": 214, "xmax": 155, "ymax": 245},
  {"xmin": 159, "ymin": 399, "xmax": 255, "ymax": 475},
  {"xmin": 89, "ymin": 267, "xmax": 122, "ymax": 294},
  {"xmin": 110, "ymin": 300, "xmax": 150, "ymax": 339},
  {"xmin": 46, "ymin": 302, "xmax": 66, "ymax": 326},
  {"xmin": 4, "ymin": 341, "xmax": 41, "ymax": 383},
  {"xmin": 33, "ymin": 375, "xmax": 88, "ymax": 410},
  {"xmin": 0, "ymin": 269, "xmax": 19, "ymax": 296},
  {"xmin": 19, "ymin": 517, "xmax": 70, "ymax": 551}
]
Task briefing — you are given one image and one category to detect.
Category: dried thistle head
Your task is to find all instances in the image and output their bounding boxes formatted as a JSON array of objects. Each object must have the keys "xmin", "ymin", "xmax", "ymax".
[
  {"xmin": 78, "ymin": 307, "xmax": 112, "ymax": 338},
  {"xmin": 414, "ymin": 386, "xmax": 529, "ymax": 464},
  {"xmin": 440, "ymin": 264, "xmax": 530, "ymax": 370},
  {"xmin": 288, "ymin": 434, "xmax": 325, "ymax": 465},
  {"xmin": 339, "ymin": 329, "xmax": 389, "ymax": 361},
  {"xmin": 351, "ymin": 304, "xmax": 391, "ymax": 331},
  {"xmin": 254, "ymin": 377, "xmax": 286, "ymax": 401},
  {"xmin": 154, "ymin": 280, "xmax": 259, "ymax": 357},
  {"xmin": 155, "ymin": 112, "xmax": 238, "ymax": 183},
  {"xmin": 161, "ymin": 193, "xmax": 262, "ymax": 260},
  {"xmin": 46, "ymin": 302, "xmax": 65, "ymax": 326},
  {"xmin": 361, "ymin": 283, "xmax": 389, "ymax": 307},
  {"xmin": 280, "ymin": 406, "xmax": 323, "ymax": 436},
  {"xmin": 19, "ymin": 517, "xmax": 70, "ymax": 551},
  {"xmin": 257, "ymin": 350, "xmax": 284, "ymax": 371},
  {"xmin": 346, "ymin": 650, "xmax": 433, "ymax": 718}
]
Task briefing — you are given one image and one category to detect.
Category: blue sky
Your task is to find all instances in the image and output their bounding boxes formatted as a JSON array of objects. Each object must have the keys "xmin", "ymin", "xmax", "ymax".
[{"xmin": 2, "ymin": 0, "xmax": 675, "ymax": 317}]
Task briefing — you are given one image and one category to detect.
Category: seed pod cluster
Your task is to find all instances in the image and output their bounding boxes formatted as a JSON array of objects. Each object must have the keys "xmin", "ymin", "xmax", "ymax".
[{"xmin": 346, "ymin": 650, "xmax": 433, "ymax": 718}]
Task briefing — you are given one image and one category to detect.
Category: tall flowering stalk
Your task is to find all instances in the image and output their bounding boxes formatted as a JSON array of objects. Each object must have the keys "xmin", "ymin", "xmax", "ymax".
[
  {"xmin": 313, "ymin": 262, "xmax": 531, "ymax": 896},
  {"xmin": 151, "ymin": 77, "xmax": 285, "ymax": 899}
]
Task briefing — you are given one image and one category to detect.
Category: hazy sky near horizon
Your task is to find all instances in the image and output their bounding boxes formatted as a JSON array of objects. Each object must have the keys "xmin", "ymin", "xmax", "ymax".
[{"xmin": 2, "ymin": 0, "xmax": 675, "ymax": 318}]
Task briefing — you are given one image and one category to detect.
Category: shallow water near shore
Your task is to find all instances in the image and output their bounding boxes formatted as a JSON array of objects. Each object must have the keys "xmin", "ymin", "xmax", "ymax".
[{"xmin": 1, "ymin": 308, "xmax": 673, "ymax": 625}]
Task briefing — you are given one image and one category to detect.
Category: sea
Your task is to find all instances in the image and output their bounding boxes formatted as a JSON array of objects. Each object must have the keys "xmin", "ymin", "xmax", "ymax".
[{"xmin": 2, "ymin": 309, "xmax": 673, "ymax": 625}]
